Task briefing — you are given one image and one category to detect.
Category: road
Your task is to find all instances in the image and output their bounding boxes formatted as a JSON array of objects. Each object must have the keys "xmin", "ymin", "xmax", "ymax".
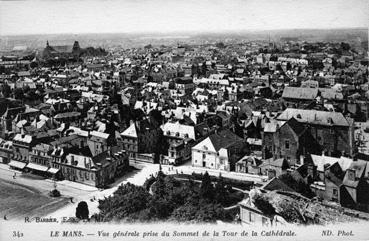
[
  {"xmin": 1, "ymin": 160, "xmax": 265, "ymax": 220},
  {"xmin": 0, "ymin": 164, "xmax": 94, "ymax": 198}
]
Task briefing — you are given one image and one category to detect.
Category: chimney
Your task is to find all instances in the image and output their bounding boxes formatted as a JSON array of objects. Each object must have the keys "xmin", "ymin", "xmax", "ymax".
[
  {"xmin": 299, "ymin": 155, "xmax": 304, "ymax": 165},
  {"xmin": 21, "ymin": 127, "xmax": 25, "ymax": 138},
  {"xmin": 352, "ymin": 153, "xmax": 358, "ymax": 161}
]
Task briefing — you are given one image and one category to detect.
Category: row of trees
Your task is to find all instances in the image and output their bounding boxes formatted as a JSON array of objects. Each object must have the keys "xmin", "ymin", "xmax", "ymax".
[{"xmin": 92, "ymin": 171, "xmax": 244, "ymax": 223}]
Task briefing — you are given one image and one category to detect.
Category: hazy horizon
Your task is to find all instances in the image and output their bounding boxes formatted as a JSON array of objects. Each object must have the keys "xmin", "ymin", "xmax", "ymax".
[
  {"xmin": 0, "ymin": 27, "xmax": 368, "ymax": 38},
  {"xmin": 0, "ymin": 0, "xmax": 368, "ymax": 36}
]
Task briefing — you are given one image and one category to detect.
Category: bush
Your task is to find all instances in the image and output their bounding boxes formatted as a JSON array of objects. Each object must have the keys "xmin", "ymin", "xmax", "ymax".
[
  {"xmin": 76, "ymin": 201, "xmax": 89, "ymax": 220},
  {"xmin": 143, "ymin": 175, "xmax": 156, "ymax": 191},
  {"xmin": 49, "ymin": 189, "xmax": 61, "ymax": 197},
  {"xmin": 279, "ymin": 173, "xmax": 315, "ymax": 198}
]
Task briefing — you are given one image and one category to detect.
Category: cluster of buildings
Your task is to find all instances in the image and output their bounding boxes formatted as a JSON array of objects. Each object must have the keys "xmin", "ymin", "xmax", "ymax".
[{"xmin": 0, "ymin": 39, "xmax": 368, "ymax": 216}]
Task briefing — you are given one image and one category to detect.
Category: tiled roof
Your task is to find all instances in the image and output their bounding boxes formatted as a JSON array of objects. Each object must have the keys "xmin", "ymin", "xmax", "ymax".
[
  {"xmin": 277, "ymin": 108, "xmax": 351, "ymax": 127},
  {"xmin": 343, "ymin": 160, "xmax": 368, "ymax": 188},
  {"xmin": 208, "ymin": 130, "xmax": 243, "ymax": 151},
  {"xmin": 13, "ymin": 134, "xmax": 32, "ymax": 144},
  {"xmin": 311, "ymin": 154, "xmax": 353, "ymax": 172},
  {"xmin": 121, "ymin": 123, "xmax": 137, "ymax": 138},
  {"xmin": 282, "ymin": 87, "xmax": 318, "ymax": 100}
]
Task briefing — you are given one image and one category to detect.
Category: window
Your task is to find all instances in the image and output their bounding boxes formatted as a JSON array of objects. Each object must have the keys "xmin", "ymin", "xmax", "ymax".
[
  {"xmin": 249, "ymin": 212, "xmax": 255, "ymax": 222},
  {"xmin": 333, "ymin": 188, "xmax": 338, "ymax": 196},
  {"xmin": 262, "ymin": 217, "xmax": 269, "ymax": 226},
  {"xmin": 203, "ymin": 153, "xmax": 206, "ymax": 159},
  {"xmin": 285, "ymin": 140, "xmax": 290, "ymax": 149}
]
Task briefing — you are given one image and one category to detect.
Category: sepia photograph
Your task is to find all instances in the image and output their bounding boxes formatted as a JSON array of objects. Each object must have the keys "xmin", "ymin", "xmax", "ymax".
[{"xmin": 0, "ymin": 0, "xmax": 368, "ymax": 240}]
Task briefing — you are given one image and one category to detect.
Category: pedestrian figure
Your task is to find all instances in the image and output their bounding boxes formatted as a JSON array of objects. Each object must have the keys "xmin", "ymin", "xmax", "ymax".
[{"xmin": 4, "ymin": 215, "xmax": 7, "ymax": 220}]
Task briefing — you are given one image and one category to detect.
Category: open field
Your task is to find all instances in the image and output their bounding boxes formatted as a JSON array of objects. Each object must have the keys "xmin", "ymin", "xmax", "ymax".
[{"xmin": 0, "ymin": 178, "xmax": 69, "ymax": 220}]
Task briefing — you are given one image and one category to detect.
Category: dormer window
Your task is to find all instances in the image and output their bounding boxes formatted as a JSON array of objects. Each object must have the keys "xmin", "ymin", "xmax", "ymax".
[{"xmin": 327, "ymin": 117, "xmax": 333, "ymax": 124}]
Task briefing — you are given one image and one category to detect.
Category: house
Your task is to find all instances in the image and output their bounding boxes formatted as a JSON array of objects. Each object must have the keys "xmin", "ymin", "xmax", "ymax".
[
  {"xmin": 235, "ymin": 155, "xmax": 262, "ymax": 175},
  {"xmin": 87, "ymin": 131, "xmax": 111, "ymax": 156},
  {"xmin": 162, "ymin": 139, "xmax": 195, "ymax": 165},
  {"xmin": 160, "ymin": 121, "xmax": 195, "ymax": 165},
  {"xmin": 239, "ymin": 189, "xmax": 286, "ymax": 226},
  {"xmin": 340, "ymin": 160, "xmax": 369, "ymax": 211},
  {"xmin": 309, "ymin": 154, "xmax": 353, "ymax": 181},
  {"xmin": 120, "ymin": 118, "xmax": 162, "ymax": 163},
  {"xmin": 27, "ymin": 143, "xmax": 54, "ymax": 176},
  {"xmin": 259, "ymin": 158, "xmax": 290, "ymax": 178},
  {"xmin": 1, "ymin": 106, "xmax": 26, "ymax": 136},
  {"xmin": 175, "ymin": 77, "xmax": 195, "ymax": 95},
  {"xmin": 58, "ymin": 146, "xmax": 128, "ymax": 187},
  {"xmin": 191, "ymin": 130, "xmax": 244, "ymax": 171},
  {"xmin": 8, "ymin": 133, "xmax": 34, "ymax": 170},
  {"xmin": 277, "ymin": 108, "xmax": 355, "ymax": 157},
  {"xmin": 282, "ymin": 87, "xmax": 318, "ymax": 106},
  {"xmin": 263, "ymin": 117, "xmax": 320, "ymax": 166},
  {"xmin": 0, "ymin": 140, "xmax": 12, "ymax": 164},
  {"xmin": 216, "ymin": 111, "xmax": 232, "ymax": 128}
]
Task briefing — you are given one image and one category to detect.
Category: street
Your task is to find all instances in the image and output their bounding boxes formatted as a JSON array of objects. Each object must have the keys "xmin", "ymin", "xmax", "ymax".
[{"xmin": 0, "ymin": 160, "xmax": 265, "ymax": 220}]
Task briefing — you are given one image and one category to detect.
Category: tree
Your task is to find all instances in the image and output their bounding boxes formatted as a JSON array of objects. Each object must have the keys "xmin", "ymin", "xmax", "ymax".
[
  {"xmin": 13, "ymin": 88, "xmax": 24, "ymax": 99},
  {"xmin": 200, "ymin": 172, "xmax": 214, "ymax": 200},
  {"xmin": 76, "ymin": 201, "xmax": 89, "ymax": 220},
  {"xmin": 151, "ymin": 170, "xmax": 167, "ymax": 198},
  {"xmin": 49, "ymin": 189, "xmax": 61, "ymax": 197},
  {"xmin": 278, "ymin": 173, "xmax": 315, "ymax": 198},
  {"xmin": 214, "ymin": 176, "xmax": 229, "ymax": 205},
  {"xmin": 97, "ymin": 183, "xmax": 151, "ymax": 221},
  {"xmin": 253, "ymin": 195, "xmax": 275, "ymax": 216},
  {"xmin": 340, "ymin": 42, "xmax": 350, "ymax": 51},
  {"xmin": 2, "ymin": 83, "xmax": 11, "ymax": 98},
  {"xmin": 215, "ymin": 42, "xmax": 226, "ymax": 49}
]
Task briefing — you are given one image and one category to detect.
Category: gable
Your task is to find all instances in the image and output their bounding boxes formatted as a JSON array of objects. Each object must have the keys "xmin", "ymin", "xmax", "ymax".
[{"xmin": 192, "ymin": 137, "xmax": 216, "ymax": 152}]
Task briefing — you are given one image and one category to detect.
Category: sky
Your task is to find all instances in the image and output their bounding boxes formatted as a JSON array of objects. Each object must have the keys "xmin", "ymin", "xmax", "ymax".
[{"xmin": 0, "ymin": 0, "xmax": 368, "ymax": 35}]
